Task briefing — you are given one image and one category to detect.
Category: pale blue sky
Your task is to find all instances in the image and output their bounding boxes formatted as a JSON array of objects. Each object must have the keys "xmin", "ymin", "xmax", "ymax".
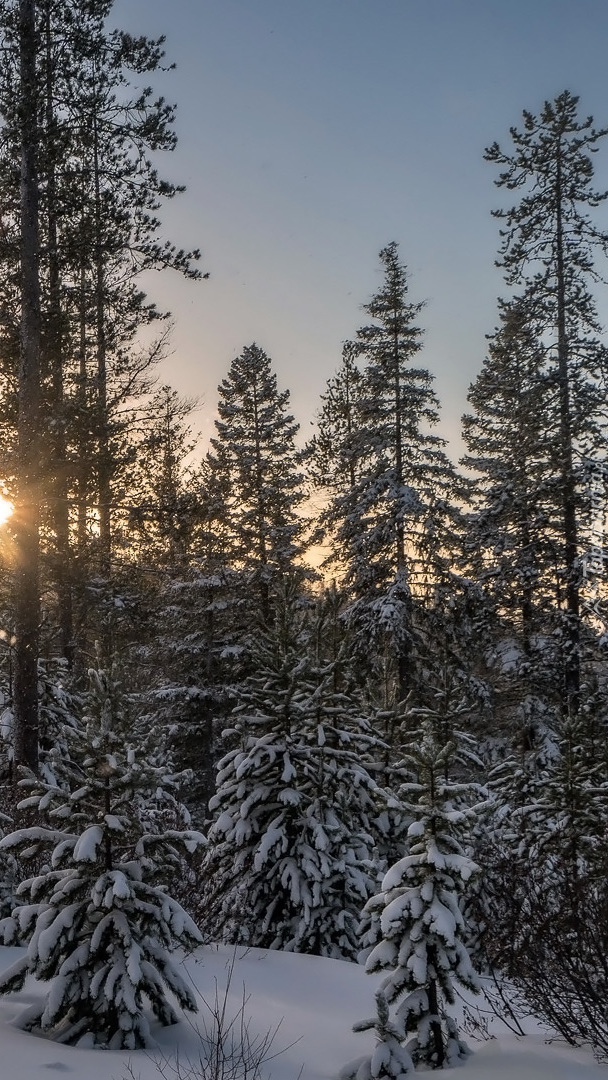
[{"xmin": 112, "ymin": 0, "xmax": 608, "ymax": 456}]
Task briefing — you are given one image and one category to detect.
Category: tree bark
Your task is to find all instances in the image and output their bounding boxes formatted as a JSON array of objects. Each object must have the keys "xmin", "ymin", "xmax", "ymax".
[
  {"xmin": 252, "ymin": 376, "xmax": 270, "ymax": 625},
  {"xmin": 555, "ymin": 139, "xmax": 580, "ymax": 715},
  {"xmin": 392, "ymin": 298, "xmax": 411, "ymax": 704},
  {"xmin": 44, "ymin": 6, "xmax": 73, "ymax": 666},
  {"xmin": 427, "ymin": 977, "xmax": 444, "ymax": 1068},
  {"xmin": 92, "ymin": 75, "xmax": 111, "ymax": 578},
  {"xmin": 14, "ymin": 0, "xmax": 41, "ymax": 772}
]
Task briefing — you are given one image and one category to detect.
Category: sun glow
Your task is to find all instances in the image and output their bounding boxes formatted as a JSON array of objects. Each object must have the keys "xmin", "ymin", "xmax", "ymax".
[{"xmin": 0, "ymin": 496, "xmax": 13, "ymax": 526}]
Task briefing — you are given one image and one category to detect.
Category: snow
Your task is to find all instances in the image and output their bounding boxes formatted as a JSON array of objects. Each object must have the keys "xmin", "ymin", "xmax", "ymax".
[
  {"xmin": 0, "ymin": 944, "xmax": 605, "ymax": 1080},
  {"xmin": 73, "ymin": 825, "xmax": 104, "ymax": 862}
]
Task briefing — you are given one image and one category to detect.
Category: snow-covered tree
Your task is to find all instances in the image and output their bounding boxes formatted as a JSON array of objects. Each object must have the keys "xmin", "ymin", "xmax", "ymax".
[
  {"xmin": 309, "ymin": 341, "xmax": 365, "ymax": 559},
  {"xmin": 485, "ymin": 90, "xmax": 608, "ymax": 714},
  {"xmin": 311, "ymin": 245, "xmax": 460, "ymax": 706},
  {"xmin": 462, "ymin": 301, "xmax": 559, "ymax": 653},
  {"xmin": 125, "ymin": 384, "xmax": 201, "ymax": 567},
  {"xmin": 202, "ymin": 580, "xmax": 383, "ymax": 958},
  {"xmin": 360, "ymin": 720, "xmax": 482, "ymax": 1069},
  {"xmin": 0, "ymin": 661, "xmax": 205, "ymax": 1048},
  {"xmin": 497, "ymin": 697, "xmax": 608, "ymax": 882},
  {"xmin": 0, "ymin": 812, "xmax": 18, "ymax": 923},
  {"xmin": 354, "ymin": 244, "xmax": 460, "ymax": 698},
  {"xmin": 0, "ymin": 0, "xmax": 204, "ymax": 707},
  {"xmin": 142, "ymin": 351, "xmax": 307, "ymax": 816},
  {"xmin": 309, "ymin": 341, "xmax": 363, "ymax": 497},
  {"xmin": 138, "ymin": 447, "xmax": 248, "ymax": 820},
  {"xmin": 461, "ymin": 299, "xmax": 567, "ymax": 753},
  {"xmin": 205, "ymin": 343, "xmax": 307, "ymax": 629},
  {"xmin": 343, "ymin": 988, "xmax": 414, "ymax": 1080}
]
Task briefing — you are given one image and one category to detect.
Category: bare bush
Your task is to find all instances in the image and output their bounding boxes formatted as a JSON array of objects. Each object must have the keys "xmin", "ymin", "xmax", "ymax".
[
  {"xmin": 459, "ymin": 969, "xmax": 532, "ymax": 1042},
  {"xmin": 472, "ymin": 846, "xmax": 608, "ymax": 1060},
  {"xmin": 123, "ymin": 949, "xmax": 303, "ymax": 1080}
]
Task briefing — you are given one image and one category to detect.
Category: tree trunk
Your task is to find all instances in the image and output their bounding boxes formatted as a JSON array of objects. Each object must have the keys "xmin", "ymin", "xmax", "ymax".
[
  {"xmin": 92, "ymin": 79, "xmax": 111, "ymax": 578},
  {"xmin": 14, "ymin": 0, "xmax": 41, "ymax": 772},
  {"xmin": 555, "ymin": 140, "xmax": 580, "ymax": 715},
  {"xmin": 427, "ymin": 975, "xmax": 444, "ymax": 1066},
  {"xmin": 393, "ymin": 309, "xmax": 411, "ymax": 703},
  {"xmin": 44, "ymin": 7, "xmax": 73, "ymax": 666},
  {"xmin": 252, "ymin": 379, "xmax": 270, "ymax": 625}
]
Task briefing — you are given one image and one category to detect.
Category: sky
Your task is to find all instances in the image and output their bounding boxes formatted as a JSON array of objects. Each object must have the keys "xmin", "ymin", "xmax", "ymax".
[{"xmin": 110, "ymin": 0, "xmax": 608, "ymax": 458}]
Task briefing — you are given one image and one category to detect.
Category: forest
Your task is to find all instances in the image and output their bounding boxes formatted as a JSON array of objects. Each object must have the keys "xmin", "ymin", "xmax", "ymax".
[{"xmin": 0, "ymin": 0, "xmax": 606, "ymax": 1074}]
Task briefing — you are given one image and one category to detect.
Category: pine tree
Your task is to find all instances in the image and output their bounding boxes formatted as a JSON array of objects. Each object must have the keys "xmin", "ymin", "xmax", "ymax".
[
  {"xmin": 68, "ymin": 19, "xmax": 201, "ymax": 577},
  {"xmin": 497, "ymin": 701, "xmax": 608, "ymax": 882},
  {"xmin": 206, "ymin": 343, "xmax": 307, "ymax": 630},
  {"xmin": 312, "ymin": 244, "xmax": 459, "ymax": 706},
  {"xmin": 0, "ymin": 811, "xmax": 18, "ymax": 922},
  {"xmin": 344, "ymin": 989, "xmax": 414, "ymax": 1080},
  {"xmin": 0, "ymin": 660, "xmax": 205, "ymax": 1048},
  {"xmin": 202, "ymin": 580, "xmax": 383, "ymax": 958},
  {"xmin": 309, "ymin": 341, "xmax": 364, "ymax": 554},
  {"xmin": 360, "ymin": 720, "xmax": 482, "ymax": 1069},
  {"xmin": 485, "ymin": 90, "xmax": 608, "ymax": 715},
  {"xmin": 461, "ymin": 299, "xmax": 565, "ymax": 744},
  {"xmin": 0, "ymin": 0, "xmax": 204, "ymax": 681},
  {"xmin": 148, "ymin": 458, "xmax": 245, "ymax": 819},
  {"xmin": 125, "ymin": 384, "xmax": 200, "ymax": 567}
]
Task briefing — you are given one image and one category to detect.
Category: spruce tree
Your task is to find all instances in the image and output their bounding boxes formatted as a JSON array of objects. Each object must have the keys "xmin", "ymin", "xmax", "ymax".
[
  {"xmin": 137, "ymin": 455, "xmax": 238, "ymax": 821},
  {"xmin": 202, "ymin": 580, "xmax": 383, "ymax": 958},
  {"xmin": 485, "ymin": 90, "xmax": 608, "ymax": 714},
  {"xmin": 126, "ymin": 384, "xmax": 200, "ymax": 567},
  {"xmin": 360, "ymin": 720, "xmax": 482, "ymax": 1070},
  {"xmin": 463, "ymin": 300, "xmax": 558, "ymax": 649},
  {"xmin": 0, "ymin": 660, "xmax": 204, "ymax": 1048},
  {"xmin": 309, "ymin": 341, "xmax": 364, "ymax": 553},
  {"xmin": 67, "ymin": 17, "xmax": 201, "ymax": 577},
  {"xmin": 206, "ymin": 343, "xmax": 307, "ymax": 630},
  {"xmin": 496, "ymin": 701, "xmax": 608, "ymax": 882},
  {"xmin": 344, "ymin": 989, "xmax": 414, "ymax": 1080},
  {"xmin": 0, "ymin": 0, "xmax": 204, "ymax": 681},
  {"xmin": 311, "ymin": 244, "xmax": 459, "ymax": 707},
  {"xmin": 461, "ymin": 299, "xmax": 565, "ymax": 746}
]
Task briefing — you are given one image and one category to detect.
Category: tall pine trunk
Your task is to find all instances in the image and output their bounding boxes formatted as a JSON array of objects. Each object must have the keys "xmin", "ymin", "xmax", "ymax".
[
  {"xmin": 393, "ymin": 315, "xmax": 410, "ymax": 702},
  {"xmin": 92, "ymin": 74, "xmax": 111, "ymax": 579},
  {"xmin": 44, "ymin": 7, "xmax": 73, "ymax": 666},
  {"xmin": 555, "ymin": 140, "xmax": 580, "ymax": 715},
  {"xmin": 252, "ymin": 380, "xmax": 270, "ymax": 625},
  {"xmin": 14, "ymin": 0, "xmax": 41, "ymax": 772},
  {"xmin": 76, "ymin": 256, "xmax": 88, "ymax": 559}
]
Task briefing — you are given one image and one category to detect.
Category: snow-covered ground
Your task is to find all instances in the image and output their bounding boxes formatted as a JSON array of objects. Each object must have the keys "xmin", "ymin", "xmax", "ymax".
[{"xmin": 0, "ymin": 943, "xmax": 605, "ymax": 1080}]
